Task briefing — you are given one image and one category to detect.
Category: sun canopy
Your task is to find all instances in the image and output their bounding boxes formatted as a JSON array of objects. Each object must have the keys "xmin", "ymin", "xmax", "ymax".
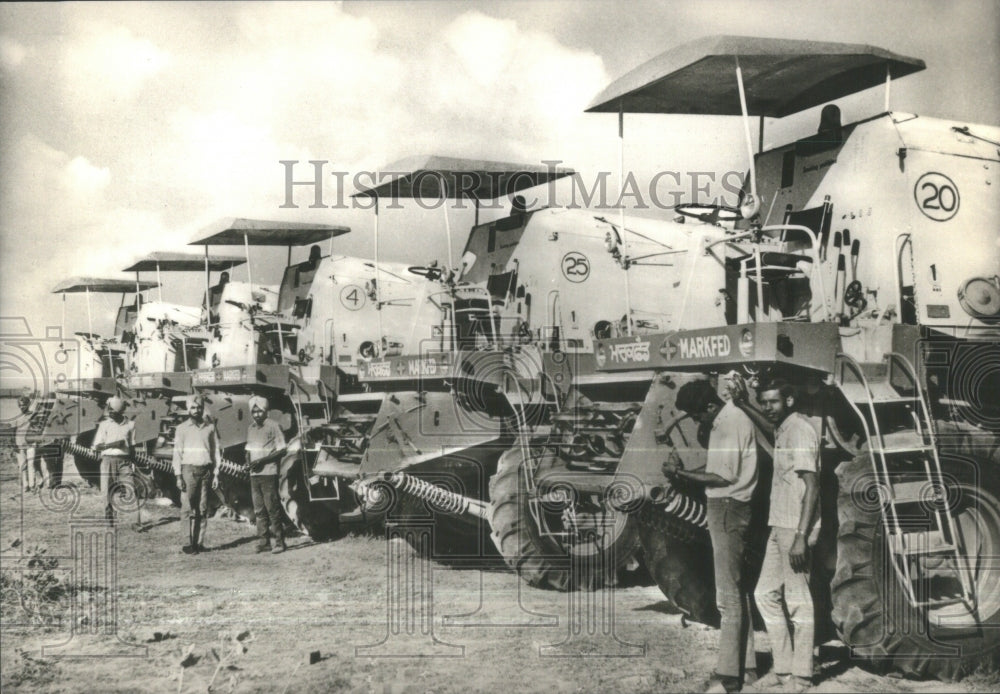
[
  {"xmin": 52, "ymin": 277, "xmax": 159, "ymax": 294},
  {"xmin": 586, "ymin": 35, "xmax": 925, "ymax": 118},
  {"xmin": 123, "ymin": 251, "xmax": 247, "ymax": 273},
  {"xmin": 353, "ymin": 155, "xmax": 575, "ymax": 200},
  {"xmin": 190, "ymin": 218, "xmax": 350, "ymax": 247}
]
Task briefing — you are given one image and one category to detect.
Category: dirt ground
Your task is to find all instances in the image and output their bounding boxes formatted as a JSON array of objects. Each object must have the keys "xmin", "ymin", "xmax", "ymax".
[{"xmin": 1, "ymin": 455, "xmax": 997, "ymax": 694}]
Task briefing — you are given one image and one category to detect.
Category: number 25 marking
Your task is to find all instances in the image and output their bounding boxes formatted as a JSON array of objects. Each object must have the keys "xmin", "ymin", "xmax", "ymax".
[{"xmin": 561, "ymin": 252, "xmax": 590, "ymax": 282}]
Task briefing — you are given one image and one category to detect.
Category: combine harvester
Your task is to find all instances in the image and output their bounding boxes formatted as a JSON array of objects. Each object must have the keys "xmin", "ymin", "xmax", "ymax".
[
  {"xmin": 118, "ymin": 251, "xmax": 246, "ymax": 508},
  {"xmin": 183, "ymin": 218, "xmax": 446, "ymax": 540},
  {"xmin": 581, "ymin": 36, "xmax": 1000, "ymax": 677},
  {"xmin": 349, "ymin": 158, "xmax": 715, "ymax": 588},
  {"xmin": 43, "ymin": 254, "xmax": 246, "ymax": 505},
  {"xmin": 42, "ymin": 277, "xmax": 160, "ymax": 487}
]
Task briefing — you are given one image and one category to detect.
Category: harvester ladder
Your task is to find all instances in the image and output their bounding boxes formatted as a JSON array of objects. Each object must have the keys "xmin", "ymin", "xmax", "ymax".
[{"xmin": 835, "ymin": 352, "xmax": 975, "ymax": 609}]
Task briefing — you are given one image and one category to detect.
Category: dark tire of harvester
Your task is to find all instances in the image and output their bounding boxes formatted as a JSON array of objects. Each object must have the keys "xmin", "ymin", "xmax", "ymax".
[
  {"xmin": 489, "ymin": 445, "xmax": 639, "ymax": 591},
  {"xmin": 278, "ymin": 448, "xmax": 341, "ymax": 542},
  {"xmin": 393, "ymin": 494, "xmax": 501, "ymax": 566},
  {"xmin": 69, "ymin": 431, "xmax": 100, "ymax": 488},
  {"xmin": 831, "ymin": 430, "xmax": 1000, "ymax": 680},
  {"xmin": 636, "ymin": 509, "xmax": 719, "ymax": 625}
]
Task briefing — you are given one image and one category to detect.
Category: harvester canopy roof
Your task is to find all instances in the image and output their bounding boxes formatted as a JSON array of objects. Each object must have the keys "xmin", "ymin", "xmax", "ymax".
[
  {"xmin": 586, "ymin": 35, "xmax": 925, "ymax": 118},
  {"xmin": 123, "ymin": 251, "xmax": 247, "ymax": 273},
  {"xmin": 353, "ymin": 155, "xmax": 575, "ymax": 200},
  {"xmin": 190, "ymin": 218, "xmax": 350, "ymax": 247},
  {"xmin": 52, "ymin": 277, "xmax": 159, "ymax": 294}
]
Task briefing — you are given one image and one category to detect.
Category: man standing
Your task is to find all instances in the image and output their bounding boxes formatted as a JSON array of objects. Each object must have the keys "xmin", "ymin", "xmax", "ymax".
[
  {"xmin": 13, "ymin": 396, "xmax": 37, "ymax": 492},
  {"xmin": 92, "ymin": 397, "xmax": 136, "ymax": 525},
  {"xmin": 172, "ymin": 395, "xmax": 220, "ymax": 554},
  {"xmin": 665, "ymin": 379, "xmax": 758, "ymax": 693},
  {"xmin": 731, "ymin": 377, "xmax": 819, "ymax": 693},
  {"xmin": 245, "ymin": 396, "xmax": 287, "ymax": 554}
]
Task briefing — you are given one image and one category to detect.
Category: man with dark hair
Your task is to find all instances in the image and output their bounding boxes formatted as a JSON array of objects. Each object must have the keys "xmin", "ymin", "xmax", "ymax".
[
  {"xmin": 172, "ymin": 395, "xmax": 220, "ymax": 554},
  {"xmin": 666, "ymin": 378, "xmax": 758, "ymax": 693},
  {"xmin": 730, "ymin": 376, "xmax": 819, "ymax": 692}
]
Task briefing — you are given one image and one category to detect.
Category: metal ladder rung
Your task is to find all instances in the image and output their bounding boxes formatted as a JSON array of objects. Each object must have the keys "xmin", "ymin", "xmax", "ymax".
[
  {"xmin": 838, "ymin": 379, "xmax": 917, "ymax": 404},
  {"xmin": 875, "ymin": 430, "xmax": 933, "ymax": 456},
  {"xmin": 916, "ymin": 596, "xmax": 966, "ymax": 608},
  {"xmin": 889, "ymin": 480, "xmax": 932, "ymax": 504},
  {"xmin": 888, "ymin": 530, "xmax": 955, "ymax": 556}
]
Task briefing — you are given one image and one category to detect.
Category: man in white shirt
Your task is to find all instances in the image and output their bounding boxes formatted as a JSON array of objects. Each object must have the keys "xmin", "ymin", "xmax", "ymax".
[
  {"xmin": 13, "ymin": 396, "xmax": 38, "ymax": 492},
  {"xmin": 665, "ymin": 379, "xmax": 759, "ymax": 693},
  {"xmin": 730, "ymin": 377, "xmax": 819, "ymax": 692},
  {"xmin": 92, "ymin": 397, "xmax": 137, "ymax": 525},
  {"xmin": 172, "ymin": 395, "xmax": 221, "ymax": 554}
]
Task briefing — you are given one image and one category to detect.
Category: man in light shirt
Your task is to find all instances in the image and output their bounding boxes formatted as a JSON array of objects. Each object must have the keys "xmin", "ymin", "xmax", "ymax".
[
  {"xmin": 245, "ymin": 395, "xmax": 287, "ymax": 554},
  {"xmin": 172, "ymin": 395, "xmax": 220, "ymax": 555},
  {"xmin": 92, "ymin": 396, "xmax": 137, "ymax": 525},
  {"xmin": 730, "ymin": 377, "xmax": 819, "ymax": 693},
  {"xmin": 665, "ymin": 379, "xmax": 758, "ymax": 693},
  {"xmin": 13, "ymin": 396, "xmax": 38, "ymax": 493}
]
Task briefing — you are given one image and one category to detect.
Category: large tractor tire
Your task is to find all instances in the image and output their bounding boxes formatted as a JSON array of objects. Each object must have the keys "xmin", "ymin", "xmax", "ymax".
[
  {"xmin": 69, "ymin": 431, "xmax": 100, "ymax": 488},
  {"xmin": 392, "ymin": 494, "xmax": 500, "ymax": 566},
  {"xmin": 831, "ymin": 437, "xmax": 1000, "ymax": 680},
  {"xmin": 278, "ymin": 447, "xmax": 342, "ymax": 542},
  {"xmin": 636, "ymin": 508, "xmax": 719, "ymax": 625},
  {"xmin": 489, "ymin": 445, "xmax": 639, "ymax": 591}
]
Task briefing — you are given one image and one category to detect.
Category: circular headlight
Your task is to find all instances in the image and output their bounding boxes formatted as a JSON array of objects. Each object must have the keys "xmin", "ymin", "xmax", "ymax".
[{"xmin": 957, "ymin": 276, "xmax": 1000, "ymax": 320}]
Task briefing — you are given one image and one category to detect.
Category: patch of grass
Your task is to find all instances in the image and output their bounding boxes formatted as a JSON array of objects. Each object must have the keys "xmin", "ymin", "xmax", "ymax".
[{"xmin": 0, "ymin": 544, "xmax": 68, "ymax": 629}]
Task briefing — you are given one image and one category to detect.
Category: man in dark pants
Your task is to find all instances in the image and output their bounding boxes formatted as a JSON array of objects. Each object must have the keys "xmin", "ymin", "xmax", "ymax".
[
  {"xmin": 172, "ymin": 395, "xmax": 220, "ymax": 554},
  {"xmin": 665, "ymin": 378, "xmax": 759, "ymax": 693},
  {"xmin": 245, "ymin": 396, "xmax": 287, "ymax": 554}
]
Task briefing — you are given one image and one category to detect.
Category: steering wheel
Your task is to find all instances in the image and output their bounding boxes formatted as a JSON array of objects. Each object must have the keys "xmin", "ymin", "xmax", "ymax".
[
  {"xmin": 674, "ymin": 203, "xmax": 742, "ymax": 223},
  {"xmin": 407, "ymin": 266, "xmax": 443, "ymax": 280}
]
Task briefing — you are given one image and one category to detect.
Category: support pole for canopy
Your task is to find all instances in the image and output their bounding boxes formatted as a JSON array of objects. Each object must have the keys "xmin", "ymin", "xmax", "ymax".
[
  {"xmin": 135, "ymin": 272, "xmax": 142, "ymax": 307},
  {"xmin": 438, "ymin": 173, "xmax": 454, "ymax": 269},
  {"xmin": 619, "ymin": 101, "xmax": 633, "ymax": 336},
  {"xmin": 243, "ymin": 232, "xmax": 254, "ymax": 296},
  {"xmin": 758, "ymin": 117, "xmax": 765, "ymax": 154},
  {"xmin": 155, "ymin": 262, "xmax": 163, "ymax": 302},
  {"xmin": 203, "ymin": 246, "xmax": 211, "ymax": 325},
  {"xmin": 61, "ymin": 293, "xmax": 66, "ymax": 348},
  {"xmin": 735, "ymin": 59, "xmax": 760, "ymax": 219},
  {"xmin": 373, "ymin": 194, "xmax": 384, "ymax": 349},
  {"xmin": 85, "ymin": 286, "xmax": 94, "ymax": 338}
]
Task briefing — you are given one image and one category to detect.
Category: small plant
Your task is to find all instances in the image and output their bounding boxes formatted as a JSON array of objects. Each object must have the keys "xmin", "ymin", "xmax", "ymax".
[{"xmin": 0, "ymin": 544, "xmax": 68, "ymax": 628}]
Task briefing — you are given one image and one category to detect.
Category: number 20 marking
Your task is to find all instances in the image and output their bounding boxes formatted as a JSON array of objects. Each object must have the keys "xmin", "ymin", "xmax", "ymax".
[{"xmin": 914, "ymin": 172, "xmax": 959, "ymax": 222}]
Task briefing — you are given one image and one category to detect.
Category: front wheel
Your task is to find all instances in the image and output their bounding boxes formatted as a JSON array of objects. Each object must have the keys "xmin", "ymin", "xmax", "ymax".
[
  {"xmin": 488, "ymin": 445, "xmax": 639, "ymax": 591},
  {"xmin": 278, "ymin": 446, "xmax": 343, "ymax": 542},
  {"xmin": 831, "ymin": 442, "xmax": 1000, "ymax": 680},
  {"xmin": 636, "ymin": 505, "xmax": 719, "ymax": 625}
]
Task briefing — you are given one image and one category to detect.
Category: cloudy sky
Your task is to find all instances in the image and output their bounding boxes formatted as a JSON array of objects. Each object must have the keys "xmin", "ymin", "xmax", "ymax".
[{"xmin": 1, "ymin": 0, "xmax": 998, "ymax": 338}]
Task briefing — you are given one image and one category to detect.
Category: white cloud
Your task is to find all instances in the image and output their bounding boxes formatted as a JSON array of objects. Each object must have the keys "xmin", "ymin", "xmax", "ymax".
[
  {"xmin": 60, "ymin": 21, "xmax": 170, "ymax": 113},
  {"xmin": 0, "ymin": 36, "xmax": 26, "ymax": 68}
]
